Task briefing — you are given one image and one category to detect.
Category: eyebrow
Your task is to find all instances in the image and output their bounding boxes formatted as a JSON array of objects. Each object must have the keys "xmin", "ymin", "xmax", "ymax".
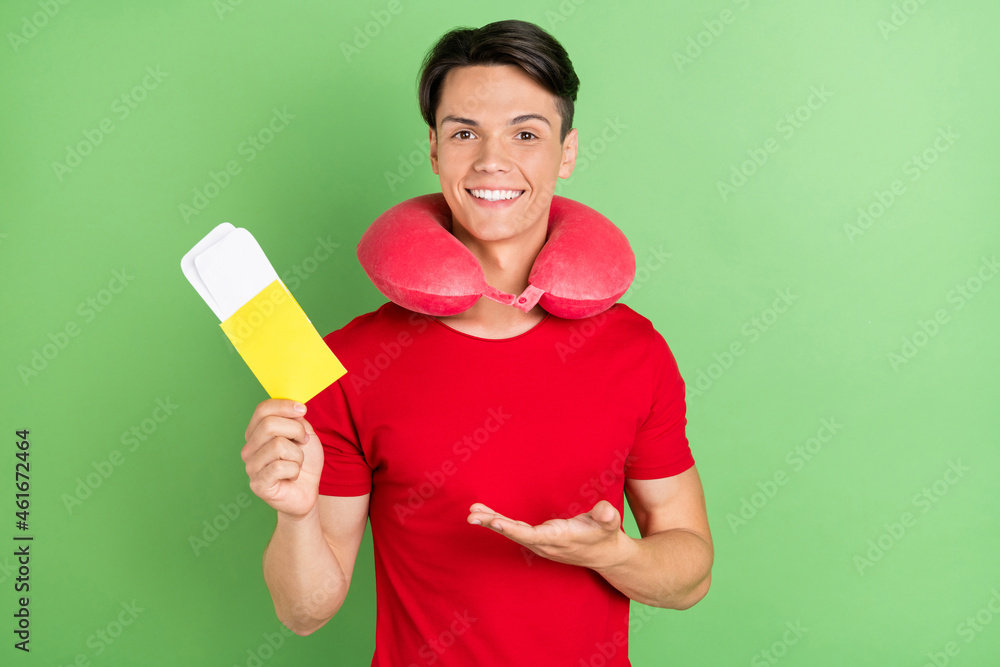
[{"xmin": 440, "ymin": 113, "xmax": 551, "ymax": 128}]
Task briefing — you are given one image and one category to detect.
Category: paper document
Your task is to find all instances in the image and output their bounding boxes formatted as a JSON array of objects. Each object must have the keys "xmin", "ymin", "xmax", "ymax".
[{"xmin": 181, "ymin": 224, "xmax": 347, "ymax": 401}]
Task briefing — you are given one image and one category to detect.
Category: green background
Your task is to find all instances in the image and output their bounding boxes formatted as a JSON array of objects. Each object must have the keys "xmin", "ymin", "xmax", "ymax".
[{"xmin": 2, "ymin": 0, "xmax": 998, "ymax": 665}]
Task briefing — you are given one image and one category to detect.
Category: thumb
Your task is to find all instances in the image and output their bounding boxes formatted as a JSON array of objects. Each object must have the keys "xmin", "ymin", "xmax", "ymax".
[
  {"xmin": 297, "ymin": 414, "xmax": 317, "ymax": 439},
  {"xmin": 589, "ymin": 500, "xmax": 621, "ymax": 528}
]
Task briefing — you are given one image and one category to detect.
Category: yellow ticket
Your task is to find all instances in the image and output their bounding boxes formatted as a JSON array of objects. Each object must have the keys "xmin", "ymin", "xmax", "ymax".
[{"xmin": 220, "ymin": 280, "xmax": 346, "ymax": 402}]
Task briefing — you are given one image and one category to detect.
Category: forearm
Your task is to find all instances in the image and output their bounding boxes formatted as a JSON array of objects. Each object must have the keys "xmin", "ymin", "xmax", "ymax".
[
  {"xmin": 593, "ymin": 528, "xmax": 713, "ymax": 609},
  {"xmin": 263, "ymin": 506, "xmax": 348, "ymax": 635}
]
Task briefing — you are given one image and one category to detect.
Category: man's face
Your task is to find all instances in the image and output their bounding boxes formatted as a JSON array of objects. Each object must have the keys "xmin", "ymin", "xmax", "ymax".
[{"xmin": 429, "ymin": 64, "xmax": 577, "ymax": 244}]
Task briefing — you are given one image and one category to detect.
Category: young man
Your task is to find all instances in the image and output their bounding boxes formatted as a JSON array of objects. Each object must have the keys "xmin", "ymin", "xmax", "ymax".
[{"xmin": 242, "ymin": 20, "xmax": 712, "ymax": 666}]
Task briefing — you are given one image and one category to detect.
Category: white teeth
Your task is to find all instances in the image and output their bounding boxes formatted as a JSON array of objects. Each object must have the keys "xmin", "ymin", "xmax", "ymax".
[{"xmin": 470, "ymin": 189, "xmax": 523, "ymax": 201}]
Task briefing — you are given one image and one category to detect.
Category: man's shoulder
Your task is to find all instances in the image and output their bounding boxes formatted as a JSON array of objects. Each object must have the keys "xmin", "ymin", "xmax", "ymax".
[
  {"xmin": 598, "ymin": 303, "xmax": 661, "ymax": 338},
  {"xmin": 321, "ymin": 301, "xmax": 434, "ymax": 352},
  {"xmin": 594, "ymin": 303, "xmax": 681, "ymax": 363}
]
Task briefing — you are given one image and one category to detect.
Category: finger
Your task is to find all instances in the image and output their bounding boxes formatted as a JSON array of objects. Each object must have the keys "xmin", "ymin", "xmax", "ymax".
[
  {"xmin": 467, "ymin": 507, "xmax": 542, "ymax": 544},
  {"xmin": 489, "ymin": 517, "xmax": 545, "ymax": 544},
  {"xmin": 244, "ymin": 437, "xmax": 305, "ymax": 478},
  {"xmin": 249, "ymin": 459, "xmax": 304, "ymax": 497},
  {"xmin": 298, "ymin": 414, "xmax": 317, "ymax": 440},
  {"xmin": 467, "ymin": 504, "xmax": 515, "ymax": 527},
  {"xmin": 243, "ymin": 414, "xmax": 309, "ymax": 461},
  {"xmin": 468, "ymin": 503, "xmax": 499, "ymax": 515},
  {"xmin": 245, "ymin": 399, "xmax": 308, "ymax": 442},
  {"xmin": 588, "ymin": 500, "xmax": 621, "ymax": 528}
]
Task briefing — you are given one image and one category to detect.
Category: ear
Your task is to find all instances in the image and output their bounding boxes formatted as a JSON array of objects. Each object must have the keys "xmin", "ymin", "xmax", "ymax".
[
  {"xmin": 429, "ymin": 126, "xmax": 439, "ymax": 175},
  {"xmin": 558, "ymin": 127, "xmax": 578, "ymax": 180}
]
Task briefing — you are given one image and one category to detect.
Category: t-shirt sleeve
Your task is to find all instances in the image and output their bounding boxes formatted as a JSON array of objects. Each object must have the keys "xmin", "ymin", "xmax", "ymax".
[
  {"xmin": 624, "ymin": 329, "xmax": 695, "ymax": 479},
  {"xmin": 306, "ymin": 378, "xmax": 373, "ymax": 497}
]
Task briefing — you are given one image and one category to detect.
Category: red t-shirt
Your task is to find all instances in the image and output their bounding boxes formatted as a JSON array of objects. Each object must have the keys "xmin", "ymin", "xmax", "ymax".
[{"xmin": 306, "ymin": 301, "xmax": 694, "ymax": 666}]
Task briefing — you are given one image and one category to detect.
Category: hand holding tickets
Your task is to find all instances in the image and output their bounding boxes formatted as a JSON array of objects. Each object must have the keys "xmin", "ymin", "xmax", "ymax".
[{"xmin": 181, "ymin": 224, "xmax": 347, "ymax": 402}]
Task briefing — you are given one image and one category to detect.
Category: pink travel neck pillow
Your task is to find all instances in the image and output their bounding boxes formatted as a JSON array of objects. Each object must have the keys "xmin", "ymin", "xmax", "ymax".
[{"xmin": 357, "ymin": 193, "xmax": 635, "ymax": 319}]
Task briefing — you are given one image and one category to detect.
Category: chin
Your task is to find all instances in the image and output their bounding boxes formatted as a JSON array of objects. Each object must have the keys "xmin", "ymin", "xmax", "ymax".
[{"xmin": 457, "ymin": 223, "xmax": 516, "ymax": 243}]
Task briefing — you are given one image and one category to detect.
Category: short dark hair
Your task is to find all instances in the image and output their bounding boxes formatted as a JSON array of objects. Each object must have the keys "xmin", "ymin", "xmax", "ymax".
[{"xmin": 417, "ymin": 20, "xmax": 580, "ymax": 143}]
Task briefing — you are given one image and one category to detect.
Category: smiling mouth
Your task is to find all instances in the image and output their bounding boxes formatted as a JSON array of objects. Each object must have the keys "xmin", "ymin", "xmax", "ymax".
[{"xmin": 466, "ymin": 188, "xmax": 525, "ymax": 202}]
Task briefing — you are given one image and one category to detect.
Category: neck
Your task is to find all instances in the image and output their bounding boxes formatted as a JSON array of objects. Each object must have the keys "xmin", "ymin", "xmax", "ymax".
[{"xmin": 436, "ymin": 216, "xmax": 549, "ymax": 339}]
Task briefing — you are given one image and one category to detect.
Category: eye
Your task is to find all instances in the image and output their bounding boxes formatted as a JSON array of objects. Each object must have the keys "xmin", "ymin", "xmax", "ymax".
[
  {"xmin": 517, "ymin": 131, "xmax": 538, "ymax": 140},
  {"xmin": 452, "ymin": 130, "xmax": 475, "ymax": 140}
]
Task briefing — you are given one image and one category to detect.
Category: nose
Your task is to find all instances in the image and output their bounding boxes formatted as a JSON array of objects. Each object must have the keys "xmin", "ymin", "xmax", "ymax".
[{"xmin": 473, "ymin": 135, "xmax": 511, "ymax": 174}]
